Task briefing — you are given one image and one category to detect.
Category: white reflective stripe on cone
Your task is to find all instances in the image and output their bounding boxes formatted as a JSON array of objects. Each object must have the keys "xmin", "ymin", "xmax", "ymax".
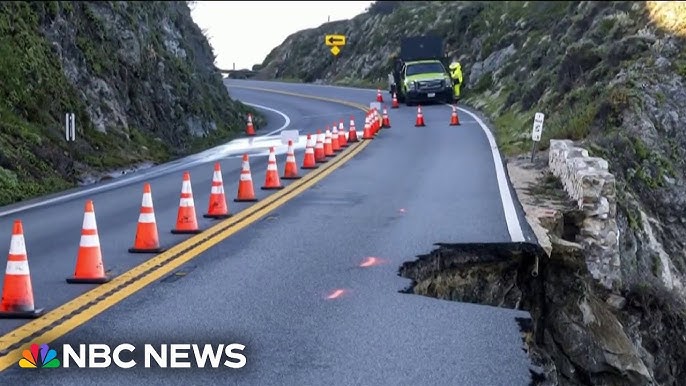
[
  {"xmin": 139, "ymin": 213, "xmax": 156, "ymax": 223},
  {"xmin": 211, "ymin": 186, "xmax": 224, "ymax": 194},
  {"xmin": 213, "ymin": 171, "xmax": 223, "ymax": 182},
  {"xmin": 242, "ymin": 161, "xmax": 250, "ymax": 171},
  {"xmin": 79, "ymin": 234, "xmax": 100, "ymax": 248},
  {"xmin": 179, "ymin": 198, "xmax": 195, "ymax": 207},
  {"xmin": 82, "ymin": 211, "xmax": 97, "ymax": 230},
  {"xmin": 181, "ymin": 181, "xmax": 193, "ymax": 194},
  {"xmin": 240, "ymin": 173, "xmax": 252, "ymax": 181},
  {"xmin": 142, "ymin": 193, "xmax": 153, "ymax": 208},
  {"xmin": 9, "ymin": 235, "xmax": 26, "ymax": 255},
  {"xmin": 267, "ymin": 163, "xmax": 277, "ymax": 171},
  {"xmin": 5, "ymin": 260, "xmax": 29, "ymax": 275}
]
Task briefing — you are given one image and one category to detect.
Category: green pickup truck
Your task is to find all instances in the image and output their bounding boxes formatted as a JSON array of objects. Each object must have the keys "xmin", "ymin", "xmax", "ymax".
[{"xmin": 388, "ymin": 36, "xmax": 455, "ymax": 106}]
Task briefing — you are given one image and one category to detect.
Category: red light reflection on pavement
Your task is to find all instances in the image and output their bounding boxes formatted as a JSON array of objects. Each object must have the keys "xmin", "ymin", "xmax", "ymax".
[
  {"xmin": 359, "ymin": 257, "xmax": 387, "ymax": 267},
  {"xmin": 326, "ymin": 289, "xmax": 346, "ymax": 300}
]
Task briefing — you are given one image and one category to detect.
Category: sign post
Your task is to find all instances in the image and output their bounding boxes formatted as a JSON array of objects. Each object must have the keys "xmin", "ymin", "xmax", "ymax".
[
  {"xmin": 530, "ymin": 112, "xmax": 544, "ymax": 162},
  {"xmin": 65, "ymin": 112, "xmax": 75, "ymax": 141}
]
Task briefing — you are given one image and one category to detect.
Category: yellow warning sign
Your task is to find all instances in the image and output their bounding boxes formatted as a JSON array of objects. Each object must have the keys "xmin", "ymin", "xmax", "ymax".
[
  {"xmin": 325, "ymin": 34, "xmax": 346, "ymax": 46},
  {"xmin": 330, "ymin": 46, "xmax": 341, "ymax": 56}
]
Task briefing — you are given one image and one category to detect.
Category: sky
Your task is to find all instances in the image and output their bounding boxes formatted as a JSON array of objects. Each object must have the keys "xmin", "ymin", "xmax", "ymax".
[{"xmin": 190, "ymin": 1, "xmax": 373, "ymax": 70}]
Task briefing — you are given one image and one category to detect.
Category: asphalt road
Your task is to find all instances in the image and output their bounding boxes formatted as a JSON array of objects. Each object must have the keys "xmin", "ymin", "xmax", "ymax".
[{"xmin": 0, "ymin": 80, "xmax": 536, "ymax": 385}]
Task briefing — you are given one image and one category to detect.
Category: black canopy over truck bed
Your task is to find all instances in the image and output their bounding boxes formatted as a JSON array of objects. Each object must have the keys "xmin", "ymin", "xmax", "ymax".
[{"xmin": 400, "ymin": 36, "xmax": 444, "ymax": 62}]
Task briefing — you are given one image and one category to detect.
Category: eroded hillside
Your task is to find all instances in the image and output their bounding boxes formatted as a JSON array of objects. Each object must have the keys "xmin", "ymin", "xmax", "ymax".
[{"xmin": 0, "ymin": 1, "xmax": 260, "ymax": 206}]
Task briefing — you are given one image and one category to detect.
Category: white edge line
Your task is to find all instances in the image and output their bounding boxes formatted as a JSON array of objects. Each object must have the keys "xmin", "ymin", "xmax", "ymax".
[
  {"xmin": 243, "ymin": 102, "xmax": 291, "ymax": 136},
  {"xmin": 0, "ymin": 104, "xmax": 293, "ymax": 218},
  {"xmin": 453, "ymin": 105, "xmax": 526, "ymax": 243}
]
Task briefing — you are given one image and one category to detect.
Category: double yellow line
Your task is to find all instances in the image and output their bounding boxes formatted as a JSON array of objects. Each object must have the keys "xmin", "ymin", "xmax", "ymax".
[{"xmin": 0, "ymin": 86, "xmax": 371, "ymax": 371}]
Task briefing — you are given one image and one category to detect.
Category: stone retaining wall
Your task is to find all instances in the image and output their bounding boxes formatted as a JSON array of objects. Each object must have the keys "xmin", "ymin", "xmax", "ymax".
[{"xmin": 548, "ymin": 139, "xmax": 621, "ymax": 289}]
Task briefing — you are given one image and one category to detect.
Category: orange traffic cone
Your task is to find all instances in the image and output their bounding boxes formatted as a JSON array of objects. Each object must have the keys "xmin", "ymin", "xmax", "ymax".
[
  {"xmin": 376, "ymin": 109, "xmax": 383, "ymax": 130},
  {"xmin": 314, "ymin": 131, "xmax": 327, "ymax": 163},
  {"xmin": 382, "ymin": 107, "xmax": 391, "ymax": 128},
  {"xmin": 324, "ymin": 129, "xmax": 335, "ymax": 157},
  {"xmin": 171, "ymin": 172, "xmax": 202, "ymax": 234},
  {"xmin": 0, "ymin": 220, "xmax": 45, "ymax": 318},
  {"xmin": 282, "ymin": 140, "xmax": 301, "ymax": 180},
  {"xmin": 369, "ymin": 114, "xmax": 376, "ymax": 136},
  {"xmin": 262, "ymin": 147, "xmax": 284, "ymax": 190},
  {"xmin": 246, "ymin": 113, "xmax": 256, "ymax": 136},
  {"xmin": 129, "ymin": 183, "xmax": 165, "ymax": 253},
  {"xmin": 348, "ymin": 117, "xmax": 359, "ymax": 142},
  {"xmin": 391, "ymin": 93, "xmax": 399, "ymax": 108},
  {"xmin": 362, "ymin": 117, "xmax": 374, "ymax": 140},
  {"xmin": 331, "ymin": 126, "xmax": 342, "ymax": 152},
  {"xmin": 450, "ymin": 105, "xmax": 461, "ymax": 126},
  {"xmin": 376, "ymin": 89, "xmax": 383, "ymax": 102},
  {"xmin": 67, "ymin": 200, "xmax": 109, "ymax": 284},
  {"xmin": 204, "ymin": 162, "xmax": 231, "ymax": 219},
  {"xmin": 235, "ymin": 154, "xmax": 258, "ymax": 202},
  {"xmin": 415, "ymin": 105, "xmax": 425, "ymax": 127},
  {"xmin": 338, "ymin": 121, "xmax": 348, "ymax": 147},
  {"xmin": 302, "ymin": 134, "xmax": 318, "ymax": 170},
  {"xmin": 367, "ymin": 113, "xmax": 375, "ymax": 136}
]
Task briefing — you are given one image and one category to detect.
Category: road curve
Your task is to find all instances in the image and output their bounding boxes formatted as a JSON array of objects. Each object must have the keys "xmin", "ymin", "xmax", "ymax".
[{"xmin": 0, "ymin": 79, "xmax": 536, "ymax": 385}]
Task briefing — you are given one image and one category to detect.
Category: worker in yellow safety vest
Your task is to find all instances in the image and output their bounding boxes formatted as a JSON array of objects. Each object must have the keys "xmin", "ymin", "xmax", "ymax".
[{"xmin": 449, "ymin": 61, "xmax": 463, "ymax": 100}]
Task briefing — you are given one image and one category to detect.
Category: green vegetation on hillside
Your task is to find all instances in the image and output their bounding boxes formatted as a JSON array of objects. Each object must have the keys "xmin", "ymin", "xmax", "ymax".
[
  {"xmin": 0, "ymin": 1, "xmax": 260, "ymax": 206},
  {"xmin": 262, "ymin": 1, "xmax": 674, "ymax": 153}
]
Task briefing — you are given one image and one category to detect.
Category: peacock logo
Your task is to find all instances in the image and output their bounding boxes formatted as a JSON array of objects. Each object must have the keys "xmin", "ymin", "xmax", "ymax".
[{"xmin": 19, "ymin": 343, "xmax": 61, "ymax": 368}]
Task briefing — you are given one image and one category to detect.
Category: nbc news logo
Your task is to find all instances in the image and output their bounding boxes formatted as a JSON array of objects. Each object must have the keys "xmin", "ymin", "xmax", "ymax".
[
  {"xmin": 19, "ymin": 343, "xmax": 60, "ymax": 368},
  {"xmin": 18, "ymin": 342, "xmax": 247, "ymax": 369}
]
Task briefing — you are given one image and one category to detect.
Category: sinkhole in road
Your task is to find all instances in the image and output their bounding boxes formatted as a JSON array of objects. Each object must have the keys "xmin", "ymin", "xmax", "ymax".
[
  {"xmin": 396, "ymin": 236, "xmax": 685, "ymax": 386},
  {"xmin": 397, "ymin": 241, "xmax": 549, "ymax": 384}
]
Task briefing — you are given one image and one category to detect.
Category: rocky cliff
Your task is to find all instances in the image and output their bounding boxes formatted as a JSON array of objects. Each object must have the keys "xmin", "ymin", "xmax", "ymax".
[
  {"xmin": 259, "ymin": 1, "xmax": 686, "ymax": 384},
  {"xmin": 0, "ymin": 1, "xmax": 260, "ymax": 206}
]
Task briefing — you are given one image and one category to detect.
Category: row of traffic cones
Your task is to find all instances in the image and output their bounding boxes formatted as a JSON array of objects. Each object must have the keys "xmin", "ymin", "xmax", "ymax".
[
  {"xmin": 414, "ymin": 104, "xmax": 461, "ymax": 126},
  {"xmin": 385, "ymin": 89, "xmax": 461, "ymax": 127},
  {"xmin": 0, "ymin": 113, "xmax": 378, "ymax": 319},
  {"xmin": 360, "ymin": 106, "xmax": 392, "ymax": 140}
]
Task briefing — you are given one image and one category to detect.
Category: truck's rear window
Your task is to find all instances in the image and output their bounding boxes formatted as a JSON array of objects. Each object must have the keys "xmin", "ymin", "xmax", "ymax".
[{"xmin": 406, "ymin": 63, "xmax": 445, "ymax": 76}]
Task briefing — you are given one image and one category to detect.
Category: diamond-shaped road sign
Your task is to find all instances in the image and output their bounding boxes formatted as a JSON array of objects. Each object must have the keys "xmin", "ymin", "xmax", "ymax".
[{"xmin": 330, "ymin": 46, "xmax": 340, "ymax": 56}]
